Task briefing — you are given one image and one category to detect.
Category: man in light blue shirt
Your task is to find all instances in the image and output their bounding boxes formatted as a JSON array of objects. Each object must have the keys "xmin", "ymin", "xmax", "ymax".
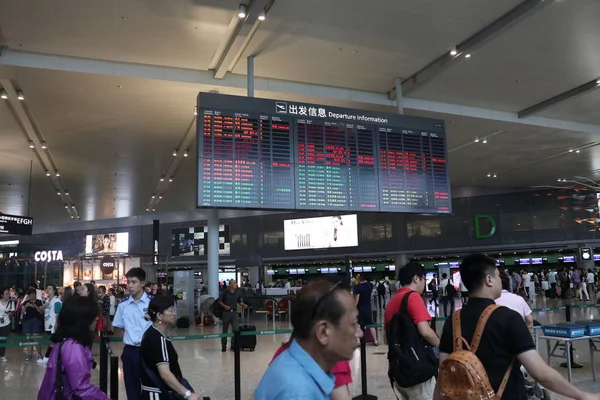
[
  {"xmin": 113, "ymin": 267, "xmax": 152, "ymax": 400},
  {"xmin": 255, "ymin": 280, "xmax": 362, "ymax": 400}
]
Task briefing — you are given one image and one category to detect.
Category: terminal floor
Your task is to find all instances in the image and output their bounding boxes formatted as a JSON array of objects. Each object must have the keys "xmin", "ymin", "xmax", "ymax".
[{"xmin": 4, "ymin": 295, "xmax": 600, "ymax": 400}]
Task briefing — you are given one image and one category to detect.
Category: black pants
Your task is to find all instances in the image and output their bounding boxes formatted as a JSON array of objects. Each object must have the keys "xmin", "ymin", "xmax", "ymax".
[
  {"xmin": 122, "ymin": 346, "xmax": 141, "ymax": 400},
  {"xmin": 221, "ymin": 310, "xmax": 239, "ymax": 349},
  {"xmin": 0, "ymin": 324, "xmax": 11, "ymax": 357},
  {"xmin": 440, "ymin": 296, "xmax": 454, "ymax": 317},
  {"xmin": 377, "ymin": 294, "xmax": 386, "ymax": 310}
]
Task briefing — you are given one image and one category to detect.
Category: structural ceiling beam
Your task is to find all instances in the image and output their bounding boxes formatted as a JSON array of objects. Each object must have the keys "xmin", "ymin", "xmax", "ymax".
[{"xmin": 1, "ymin": 48, "xmax": 600, "ymax": 134}]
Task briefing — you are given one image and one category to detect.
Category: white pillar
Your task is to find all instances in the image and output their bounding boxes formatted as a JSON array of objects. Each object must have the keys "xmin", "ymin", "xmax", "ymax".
[{"xmin": 207, "ymin": 209, "xmax": 220, "ymax": 299}]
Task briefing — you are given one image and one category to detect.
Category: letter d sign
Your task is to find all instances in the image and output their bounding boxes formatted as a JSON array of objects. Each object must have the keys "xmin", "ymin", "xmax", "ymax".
[{"xmin": 474, "ymin": 214, "xmax": 496, "ymax": 239}]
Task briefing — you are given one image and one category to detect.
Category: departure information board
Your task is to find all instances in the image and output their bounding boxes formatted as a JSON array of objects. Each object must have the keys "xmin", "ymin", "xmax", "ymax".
[{"xmin": 197, "ymin": 93, "xmax": 451, "ymax": 214}]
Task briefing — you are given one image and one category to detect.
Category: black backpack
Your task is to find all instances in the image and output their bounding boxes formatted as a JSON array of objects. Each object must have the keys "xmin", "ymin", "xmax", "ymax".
[
  {"xmin": 387, "ymin": 291, "xmax": 438, "ymax": 389},
  {"xmin": 445, "ymin": 280, "xmax": 457, "ymax": 298},
  {"xmin": 378, "ymin": 282, "xmax": 386, "ymax": 295},
  {"xmin": 212, "ymin": 296, "xmax": 224, "ymax": 319}
]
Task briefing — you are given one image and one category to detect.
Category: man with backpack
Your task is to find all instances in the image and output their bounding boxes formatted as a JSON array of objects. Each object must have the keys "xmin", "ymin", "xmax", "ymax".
[
  {"xmin": 439, "ymin": 273, "xmax": 456, "ymax": 318},
  {"xmin": 433, "ymin": 254, "xmax": 600, "ymax": 400},
  {"xmin": 377, "ymin": 280, "xmax": 387, "ymax": 311},
  {"xmin": 384, "ymin": 262, "xmax": 439, "ymax": 399}
]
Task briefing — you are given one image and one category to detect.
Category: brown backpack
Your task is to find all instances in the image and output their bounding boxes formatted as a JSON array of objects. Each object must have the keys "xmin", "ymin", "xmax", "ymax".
[{"xmin": 438, "ymin": 305, "xmax": 514, "ymax": 400}]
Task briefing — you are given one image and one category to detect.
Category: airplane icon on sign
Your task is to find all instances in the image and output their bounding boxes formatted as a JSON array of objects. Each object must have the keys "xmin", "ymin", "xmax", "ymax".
[{"xmin": 275, "ymin": 101, "xmax": 287, "ymax": 113}]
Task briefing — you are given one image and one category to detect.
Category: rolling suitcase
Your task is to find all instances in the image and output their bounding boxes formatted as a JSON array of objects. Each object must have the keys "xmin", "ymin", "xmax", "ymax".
[
  {"xmin": 545, "ymin": 288, "xmax": 557, "ymax": 299},
  {"xmin": 237, "ymin": 307, "xmax": 257, "ymax": 351}
]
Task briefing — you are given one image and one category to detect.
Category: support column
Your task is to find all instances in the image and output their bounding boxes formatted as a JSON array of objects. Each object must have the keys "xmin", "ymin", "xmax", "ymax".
[
  {"xmin": 247, "ymin": 56, "xmax": 255, "ymax": 98},
  {"xmin": 395, "ymin": 77, "xmax": 403, "ymax": 115},
  {"xmin": 207, "ymin": 209, "xmax": 220, "ymax": 299},
  {"xmin": 394, "ymin": 254, "xmax": 410, "ymax": 289}
]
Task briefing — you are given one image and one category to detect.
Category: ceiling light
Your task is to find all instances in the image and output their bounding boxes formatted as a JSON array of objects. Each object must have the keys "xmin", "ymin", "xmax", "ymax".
[
  {"xmin": 597, "ymin": 78, "xmax": 600, "ymax": 86},
  {"xmin": 159, "ymin": 195, "xmax": 163, "ymax": 199},
  {"xmin": 55, "ymin": 171, "xmax": 60, "ymax": 177},
  {"xmin": 41, "ymin": 141, "xmax": 47, "ymax": 149},
  {"xmin": 237, "ymin": 4, "xmax": 247, "ymax": 18},
  {"xmin": 17, "ymin": 90, "xmax": 24, "ymax": 100},
  {"xmin": 465, "ymin": 54, "xmax": 471, "ymax": 58},
  {"xmin": 482, "ymin": 138, "xmax": 488, "ymax": 144},
  {"xmin": 146, "ymin": 208, "xmax": 149, "ymax": 212},
  {"xmin": 57, "ymin": 191, "xmax": 61, "ymax": 196},
  {"xmin": 569, "ymin": 149, "xmax": 574, "ymax": 152},
  {"xmin": 160, "ymin": 176, "xmax": 165, "ymax": 182},
  {"xmin": 70, "ymin": 216, "xmax": 74, "ymax": 219},
  {"xmin": 183, "ymin": 150, "xmax": 188, "ymax": 157},
  {"xmin": 0, "ymin": 89, "xmax": 7, "ymax": 99},
  {"xmin": 152, "ymin": 208, "xmax": 156, "ymax": 212},
  {"xmin": 449, "ymin": 47, "xmax": 457, "ymax": 56},
  {"xmin": 493, "ymin": 174, "xmax": 497, "ymax": 178},
  {"xmin": 152, "ymin": 193, "xmax": 156, "ymax": 199},
  {"xmin": 576, "ymin": 149, "xmax": 580, "ymax": 153},
  {"xmin": 64, "ymin": 191, "xmax": 69, "ymax": 196},
  {"xmin": 169, "ymin": 177, "xmax": 173, "ymax": 182},
  {"xmin": 46, "ymin": 171, "xmax": 50, "ymax": 177},
  {"xmin": 194, "ymin": 106, "xmax": 198, "ymax": 116},
  {"xmin": 258, "ymin": 10, "xmax": 266, "ymax": 21},
  {"xmin": 557, "ymin": 178, "xmax": 562, "ymax": 182},
  {"xmin": 474, "ymin": 137, "xmax": 479, "ymax": 143},
  {"xmin": 29, "ymin": 141, "xmax": 35, "ymax": 148},
  {"xmin": 64, "ymin": 205, "xmax": 68, "ymax": 209},
  {"xmin": 487, "ymin": 173, "xmax": 491, "ymax": 178},
  {"xmin": 173, "ymin": 149, "xmax": 178, "ymax": 157}
]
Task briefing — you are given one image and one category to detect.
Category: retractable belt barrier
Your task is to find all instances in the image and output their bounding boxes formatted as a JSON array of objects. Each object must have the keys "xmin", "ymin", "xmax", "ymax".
[{"xmin": 2, "ymin": 303, "xmax": 599, "ymax": 400}]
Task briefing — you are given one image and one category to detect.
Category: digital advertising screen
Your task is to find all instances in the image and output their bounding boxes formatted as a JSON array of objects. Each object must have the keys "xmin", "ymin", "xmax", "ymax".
[
  {"xmin": 283, "ymin": 214, "xmax": 358, "ymax": 250},
  {"xmin": 85, "ymin": 232, "xmax": 129, "ymax": 254},
  {"xmin": 197, "ymin": 93, "xmax": 450, "ymax": 214},
  {"xmin": 171, "ymin": 225, "xmax": 230, "ymax": 256}
]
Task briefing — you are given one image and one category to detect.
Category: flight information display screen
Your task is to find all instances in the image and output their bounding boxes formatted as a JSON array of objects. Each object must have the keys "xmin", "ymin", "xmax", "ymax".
[{"xmin": 197, "ymin": 93, "xmax": 451, "ymax": 213}]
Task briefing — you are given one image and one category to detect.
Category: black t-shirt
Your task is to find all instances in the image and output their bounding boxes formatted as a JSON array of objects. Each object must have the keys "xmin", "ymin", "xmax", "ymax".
[
  {"xmin": 439, "ymin": 298, "xmax": 536, "ymax": 400},
  {"xmin": 219, "ymin": 289, "xmax": 241, "ymax": 310},
  {"xmin": 22, "ymin": 299, "xmax": 43, "ymax": 320},
  {"xmin": 140, "ymin": 325, "xmax": 183, "ymax": 392},
  {"xmin": 354, "ymin": 282, "xmax": 373, "ymax": 310}
]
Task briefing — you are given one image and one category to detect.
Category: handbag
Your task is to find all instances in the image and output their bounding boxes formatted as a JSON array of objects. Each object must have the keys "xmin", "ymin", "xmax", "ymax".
[
  {"xmin": 54, "ymin": 342, "xmax": 83, "ymax": 400},
  {"xmin": 140, "ymin": 354, "xmax": 202, "ymax": 400}
]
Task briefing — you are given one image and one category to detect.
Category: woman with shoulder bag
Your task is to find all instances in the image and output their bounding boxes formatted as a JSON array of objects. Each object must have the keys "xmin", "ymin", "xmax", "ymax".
[
  {"xmin": 37, "ymin": 296, "xmax": 109, "ymax": 400},
  {"xmin": 141, "ymin": 295, "xmax": 209, "ymax": 400}
]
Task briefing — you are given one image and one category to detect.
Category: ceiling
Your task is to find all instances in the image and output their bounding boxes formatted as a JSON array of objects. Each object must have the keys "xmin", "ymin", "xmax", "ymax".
[{"xmin": 0, "ymin": 0, "xmax": 599, "ymax": 230}]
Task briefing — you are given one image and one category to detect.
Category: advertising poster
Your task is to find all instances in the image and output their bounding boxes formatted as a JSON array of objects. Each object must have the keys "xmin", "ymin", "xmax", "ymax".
[
  {"xmin": 284, "ymin": 214, "xmax": 358, "ymax": 250},
  {"xmin": 85, "ymin": 232, "xmax": 129, "ymax": 254}
]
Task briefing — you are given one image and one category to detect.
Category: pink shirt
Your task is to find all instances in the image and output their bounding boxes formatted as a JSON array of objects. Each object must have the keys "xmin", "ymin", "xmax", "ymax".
[{"xmin": 495, "ymin": 290, "xmax": 532, "ymax": 319}]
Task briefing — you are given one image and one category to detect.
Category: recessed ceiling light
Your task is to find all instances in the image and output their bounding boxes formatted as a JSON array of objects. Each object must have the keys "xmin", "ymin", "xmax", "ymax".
[
  {"xmin": 487, "ymin": 173, "xmax": 491, "ymax": 177},
  {"xmin": 482, "ymin": 138, "xmax": 488, "ymax": 144},
  {"xmin": 17, "ymin": 90, "xmax": 24, "ymax": 100},
  {"xmin": 29, "ymin": 141, "xmax": 35, "ymax": 148},
  {"xmin": 450, "ymin": 48, "xmax": 457, "ymax": 56},
  {"xmin": 152, "ymin": 208, "xmax": 156, "ymax": 212},
  {"xmin": 152, "ymin": 193, "xmax": 156, "ymax": 198},
  {"xmin": 493, "ymin": 174, "xmax": 497, "ymax": 178},
  {"xmin": 183, "ymin": 150, "xmax": 188, "ymax": 157},
  {"xmin": 194, "ymin": 106, "xmax": 197, "ymax": 116},
  {"xmin": 70, "ymin": 216, "xmax": 74, "ymax": 219},
  {"xmin": 160, "ymin": 176, "xmax": 165, "ymax": 182},
  {"xmin": 557, "ymin": 178, "xmax": 562, "ymax": 182},
  {"xmin": 169, "ymin": 177, "xmax": 173, "ymax": 182},
  {"xmin": 57, "ymin": 191, "xmax": 61, "ymax": 196},
  {"xmin": 172, "ymin": 149, "xmax": 178, "ymax": 157},
  {"xmin": 41, "ymin": 141, "xmax": 47, "ymax": 149},
  {"xmin": 46, "ymin": 171, "xmax": 50, "ymax": 177},
  {"xmin": 576, "ymin": 149, "xmax": 580, "ymax": 153},
  {"xmin": 258, "ymin": 10, "xmax": 266, "ymax": 21},
  {"xmin": 65, "ymin": 191, "xmax": 69, "ymax": 196},
  {"xmin": 0, "ymin": 89, "xmax": 7, "ymax": 99},
  {"xmin": 55, "ymin": 171, "xmax": 60, "ymax": 177},
  {"xmin": 474, "ymin": 137, "xmax": 479, "ymax": 143},
  {"xmin": 64, "ymin": 205, "xmax": 68, "ymax": 209},
  {"xmin": 569, "ymin": 149, "xmax": 574, "ymax": 152},
  {"xmin": 159, "ymin": 195, "xmax": 163, "ymax": 199},
  {"xmin": 237, "ymin": 4, "xmax": 247, "ymax": 18},
  {"xmin": 146, "ymin": 208, "xmax": 149, "ymax": 212},
  {"xmin": 465, "ymin": 54, "xmax": 471, "ymax": 58},
  {"xmin": 597, "ymin": 78, "xmax": 600, "ymax": 86}
]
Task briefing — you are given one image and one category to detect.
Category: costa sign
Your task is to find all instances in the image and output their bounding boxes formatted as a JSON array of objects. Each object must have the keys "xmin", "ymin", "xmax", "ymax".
[
  {"xmin": 34, "ymin": 250, "xmax": 63, "ymax": 262},
  {"xmin": 100, "ymin": 255, "xmax": 116, "ymax": 275}
]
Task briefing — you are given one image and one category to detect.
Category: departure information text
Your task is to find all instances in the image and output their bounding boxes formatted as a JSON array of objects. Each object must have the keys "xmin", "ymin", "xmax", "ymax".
[{"xmin": 197, "ymin": 93, "xmax": 451, "ymax": 213}]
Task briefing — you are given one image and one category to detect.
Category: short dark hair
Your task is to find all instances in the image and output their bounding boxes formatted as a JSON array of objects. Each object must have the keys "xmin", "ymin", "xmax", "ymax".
[
  {"xmin": 291, "ymin": 280, "xmax": 349, "ymax": 340},
  {"xmin": 62, "ymin": 286, "xmax": 74, "ymax": 301},
  {"xmin": 27, "ymin": 288, "xmax": 37, "ymax": 296},
  {"xmin": 73, "ymin": 281, "xmax": 82, "ymax": 288},
  {"xmin": 460, "ymin": 254, "xmax": 498, "ymax": 292},
  {"xmin": 398, "ymin": 262, "xmax": 425, "ymax": 286},
  {"xmin": 56, "ymin": 296, "xmax": 98, "ymax": 347},
  {"xmin": 126, "ymin": 267, "xmax": 146, "ymax": 282},
  {"xmin": 46, "ymin": 284, "xmax": 58, "ymax": 296},
  {"xmin": 98, "ymin": 285, "xmax": 106, "ymax": 294},
  {"xmin": 442, "ymin": 273, "xmax": 448, "ymax": 279},
  {"xmin": 499, "ymin": 272, "xmax": 511, "ymax": 291},
  {"xmin": 148, "ymin": 295, "xmax": 175, "ymax": 322}
]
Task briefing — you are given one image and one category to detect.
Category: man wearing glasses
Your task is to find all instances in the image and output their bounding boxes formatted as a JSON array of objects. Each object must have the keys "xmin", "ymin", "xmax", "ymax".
[{"xmin": 254, "ymin": 280, "xmax": 362, "ymax": 400}]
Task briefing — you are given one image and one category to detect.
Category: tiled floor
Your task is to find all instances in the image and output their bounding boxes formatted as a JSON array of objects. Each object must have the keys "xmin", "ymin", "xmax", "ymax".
[{"xmin": 3, "ymin": 295, "xmax": 600, "ymax": 400}]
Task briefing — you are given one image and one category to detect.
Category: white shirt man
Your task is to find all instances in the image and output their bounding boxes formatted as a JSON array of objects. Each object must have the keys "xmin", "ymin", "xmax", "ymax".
[
  {"xmin": 496, "ymin": 289, "xmax": 533, "ymax": 329},
  {"xmin": 588, "ymin": 271, "xmax": 596, "ymax": 284},
  {"xmin": 440, "ymin": 277, "xmax": 449, "ymax": 293}
]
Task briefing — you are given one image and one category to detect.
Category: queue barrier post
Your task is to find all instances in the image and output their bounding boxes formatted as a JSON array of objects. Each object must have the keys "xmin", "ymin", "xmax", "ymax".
[
  {"xmin": 99, "ymin": 335, "xmax": 109, "ymax": 393},
  {"xmin": 110, "ymin": 354, "xmax": 119, "ymax": 400},
  {"xmin": 352, "ymin": 324, "xmax": 378, "ymax": 400},
  {"xmin": 234, "ymin": 330, "xmax": 241, "ymax": 400}
]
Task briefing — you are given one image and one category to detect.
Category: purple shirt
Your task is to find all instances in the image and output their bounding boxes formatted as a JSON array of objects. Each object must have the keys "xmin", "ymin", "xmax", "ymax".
[
  {"xmin": 38, "ymin": 338, "xmax": 109, "ymax": 400},
  {"xmin": 572, "ymin": 270, "xmax": 581, "ymax": 284}
]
